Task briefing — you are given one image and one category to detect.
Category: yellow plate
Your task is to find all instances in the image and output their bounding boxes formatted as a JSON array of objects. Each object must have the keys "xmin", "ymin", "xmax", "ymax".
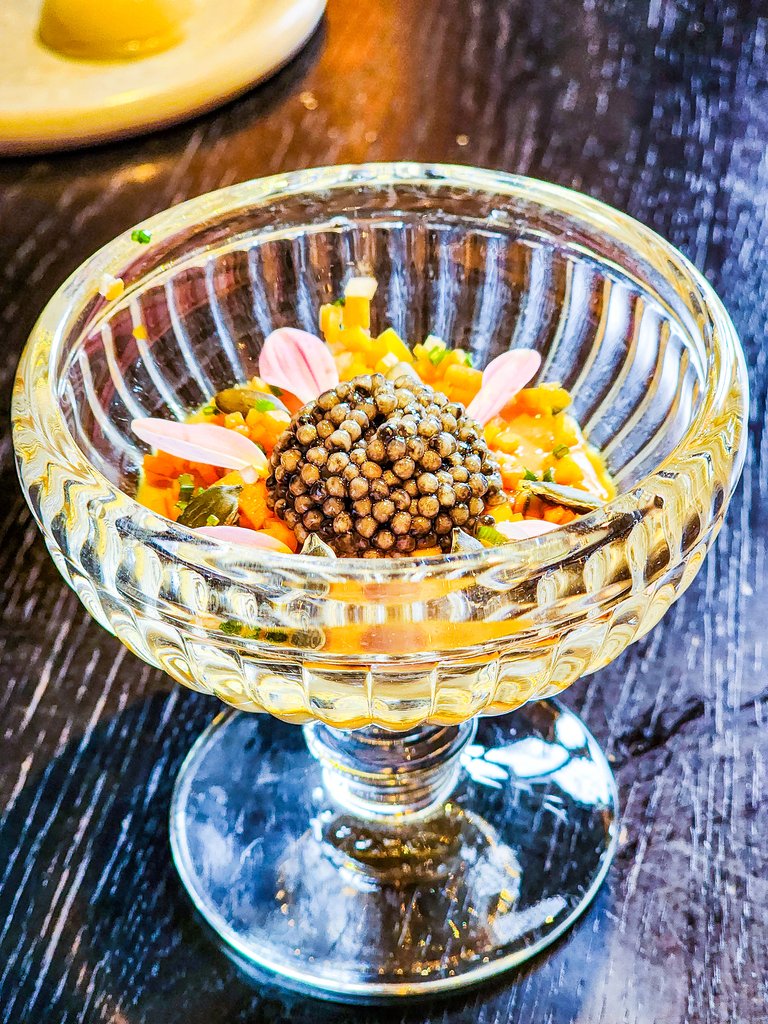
[{"xmin": 0, "ymin": 0, "xmax": 325, "ymax": 155}]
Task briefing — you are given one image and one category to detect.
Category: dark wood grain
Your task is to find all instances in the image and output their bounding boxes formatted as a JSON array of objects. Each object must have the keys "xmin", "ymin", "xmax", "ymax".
[{"xmin": 1, "ymin": 1, "xmax": 766, "ymax": 1021}]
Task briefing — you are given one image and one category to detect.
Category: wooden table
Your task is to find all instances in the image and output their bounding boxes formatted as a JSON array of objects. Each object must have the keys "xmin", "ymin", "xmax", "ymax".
[{"xmin": 0, "ymin": 2, "xmax": 765, "ymax": 1021}]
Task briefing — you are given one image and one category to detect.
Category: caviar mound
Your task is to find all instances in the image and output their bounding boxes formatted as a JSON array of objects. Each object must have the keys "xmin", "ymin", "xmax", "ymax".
[{"xmin": 267, "ymin": 374, "xmax": 503, "ymax": 556}]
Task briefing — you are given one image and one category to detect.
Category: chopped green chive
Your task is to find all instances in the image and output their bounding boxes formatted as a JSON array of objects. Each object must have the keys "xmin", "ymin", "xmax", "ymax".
[
  {"xmin": 131, "ymin": 228, "xmax": 152, "ymax": 244},
  {"xmin": 201, "ymin": 402, "xmax": 217, "ymax": 416},
  {"xmin": 428, "ymin": 347, "xmax": 450, "ymax": 366},
  {"xmin": 476, "ymin": 525, "xmax": 511, "ymax": 547},
  {"xmin": 269, "ymin": 385, "xmax": 284, "ymax": 397},
  {"xmin": 523, "ymin": 469, "xmax": 538, "ymax": 481},
  {"xmin": 178, "ymin": 473, "xmax": 195, "ymax": 502},
  {"xmin": 331, "ymin": 297, "xmax": 346, "ymax": 306},
  {"xmin": 205, "ymin": 514, "xmax": 220, "ymax": 527},
  {"xmin": 252, "ymin": 397, "xmax": 280, "ymax": 412},
  {"xmin": 542, "ymin": 468, "xmax": 556, "ymax": 482},
  {"xmin": 462, "ymin": 350, "xmax": 475, "ymax": 367},
  {"xmin": 552, "ymin": 444, "xmax": 570, "ymax": 459},
  {"xmin": 423, "ymin": 334, "xmax": 445, "ymax": 352}
]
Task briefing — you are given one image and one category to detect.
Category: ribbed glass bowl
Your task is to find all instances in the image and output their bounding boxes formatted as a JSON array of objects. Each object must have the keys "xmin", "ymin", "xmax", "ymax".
[{"xmin": 12, "ymin": 164, "xmax": 748, "ymax": 999}]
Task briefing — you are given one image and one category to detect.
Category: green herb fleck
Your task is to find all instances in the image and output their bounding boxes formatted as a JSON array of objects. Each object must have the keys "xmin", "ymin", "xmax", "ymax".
[
  {"xmin": 476, "ymin": 525, "xmax": 511, "ymax": 547},
  {"xmin": 252, "ymin": 398, "xmax": 280, "ymax": 413},
  {"xmin": 462, "ymin": 350, "xmax": 475, "ymax": 367},
  {"xmin": 523, "ymin": 468, "xmax": 538, "ymax": 482},
  {"xmin": 542, "ymin": 468, "xmax": 556, "ymax": 483},
  {"xmin": 178, "ymin": 473, "xmax": 195, "ymax": 502},
  {"xmin": 552, "ymin": 444, "xmax": 570, "ymax": 459},
  {"xmin": 331, "ymin": 297, "xmax": 346, "ymax": 307},
  {"xmin": 428, "ymin": 347, "xmax": 450, "ymax": 367},
  {"xmin": 131, "ymin": 228, "xmax": 152, "ymax": 244},
  {"xmin": 205, "ymin": 514, "xmax": 220, "ymax": 527},
  {"xmin": 269, "ymin": 385, "xmax": 284, "ymax": 397},
  {"xmin": 201, "ymin": 402, "xmax": 217, "ymax": 416}
]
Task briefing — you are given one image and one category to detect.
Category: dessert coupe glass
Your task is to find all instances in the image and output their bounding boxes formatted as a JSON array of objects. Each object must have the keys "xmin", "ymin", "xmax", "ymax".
[{"xmin": 13, "ymin": 164, "xmax": 747, "ymax": 1001}]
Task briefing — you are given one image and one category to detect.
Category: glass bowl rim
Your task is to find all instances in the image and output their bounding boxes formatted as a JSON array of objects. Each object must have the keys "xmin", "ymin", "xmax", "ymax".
[{"xmin": 13, "ymin": 161, "xmax": 749, "ymax": 581}]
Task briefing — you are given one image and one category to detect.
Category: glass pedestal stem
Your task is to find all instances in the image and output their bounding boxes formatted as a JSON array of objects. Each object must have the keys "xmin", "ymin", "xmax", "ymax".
[{"xmin": 304, "ymin": 721, "xmax": 478, "ymax": 819}]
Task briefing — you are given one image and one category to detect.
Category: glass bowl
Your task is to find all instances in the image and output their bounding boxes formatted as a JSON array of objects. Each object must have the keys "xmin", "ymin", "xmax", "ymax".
[{"xmin": 12, "ymin": 164, "xmax": 748, "ymax": 1001}]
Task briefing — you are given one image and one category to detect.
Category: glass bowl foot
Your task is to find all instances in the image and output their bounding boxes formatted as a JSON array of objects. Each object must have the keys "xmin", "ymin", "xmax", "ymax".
[{"xmin": 170, "ymin": 700, "xmax": 618, "ymax": 1001}]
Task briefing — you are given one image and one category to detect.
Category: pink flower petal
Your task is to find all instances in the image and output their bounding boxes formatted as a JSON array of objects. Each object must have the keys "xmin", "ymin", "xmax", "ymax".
[
  {"xmin": 494, "ymin": 518, "xmax": 559, "ymax": 541},
  {"xmin": 466, "ymin": 349, "xmax": 542, "ymax": 425},
  {"xmin": 196, "ymin": 525, "xmax": 292, "ymax": 553},
  {"xmin": 259, "ymin": 328, "xmax": 339, "ymax": 405},
  {"xmin": 132, "ymin": 418, "xmax": 268, "ymax": 472}
]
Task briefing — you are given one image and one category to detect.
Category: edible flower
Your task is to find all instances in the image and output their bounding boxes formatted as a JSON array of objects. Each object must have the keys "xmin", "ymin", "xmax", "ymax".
[
  {"xmin": 258, "ymin": 328, "xmax": 339, "ymax": 404},
  {"xmin": 132, "ymin": 417, "xmax": 268, "ymax": 473},
  {"xmin": 257, "ymin": 325, "xmax": 541, "ymax": 428},
  {"xmin": 196, "ymin": 525, "xmax": 292, "ymax": 552},
  {"xmin": 466, "ymin": 349, "xmax": 541, "ymax": 425}
]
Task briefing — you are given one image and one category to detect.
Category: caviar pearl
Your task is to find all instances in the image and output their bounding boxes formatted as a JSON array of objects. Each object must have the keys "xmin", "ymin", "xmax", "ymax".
[{"xmin": 266, "ymin": 374, "xmax": 501, "ymax": 555}]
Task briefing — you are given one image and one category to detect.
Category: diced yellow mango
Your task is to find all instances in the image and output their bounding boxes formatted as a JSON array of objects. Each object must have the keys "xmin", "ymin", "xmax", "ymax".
[
  {"xmin": 493, "ymin": 429, "xmax": 522, "ymax": 455},
  {"xmin": 555, "ymin": 414, "xmax": 579, "ymax": 447},
  {"xmin": 217, "ymin": 470, "xmax": 246, "ymax": 487},
  {"xmin": 375, "ymin": 352, "xmax": 400, "ymax": 374},
  {"xmin": 319, "ymin": 303, "xmax": 343, "ymax": 340},
  {"xmin": 342, "ymin": 295, "xmax": 370, "ymax": 331},
  {"xmin": 344, "ymin": 276, "xmax": 377, "ymax": 300},
  {"xmin": 377, "ymin": 328, "xmax": 413, "ymax": 363},
  {"xmin": 343, "ymin": 325, "xmax": 376, "ymax": 356}
]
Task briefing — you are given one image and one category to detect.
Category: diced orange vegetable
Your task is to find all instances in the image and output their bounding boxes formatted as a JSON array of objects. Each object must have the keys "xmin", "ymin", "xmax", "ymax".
[
  {"xmin": 554, "ymin": 455, "xmax": 584, "ymax": 486},
  {"xmin": 196, "ymin": 464, "xmax": 221, "ymax": 486},
  {"xmin": 495, "ymin": 453, "xmax": 524, "ymax": 490},
  {"xmin": 543, "ymin": 506, "xmax": 565, "ymax": 524},
  {"xmin": 143, "ymin": 451, "xmax": 183, "ymax": 480},
  {"xmin": 489, "ymin": 502, "xmax": 520, "ymax": 523},
  {"xmin": 509, "ymin": 384, "xmax": 572, "ymax": 417},
  {"xmin": 245, "ymin": 408, "xmax": 290, "ymax": 454},
  {"xmin": 443, "ymin": 363, "xmax": 483, "ymax": 402},
  {"xmin": 262, "ymin": 520, "xmax": 298, "ymax": 552},
  {"xmin": 216, "ymin": 470, "xmax": 245, "ymax": 487},
  {"xmin": 239, "ymin": 481, "xmax": 269, "ymax": 530}
]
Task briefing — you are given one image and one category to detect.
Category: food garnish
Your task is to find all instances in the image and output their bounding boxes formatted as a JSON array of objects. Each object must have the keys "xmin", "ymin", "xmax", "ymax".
[{"xmin": 133, "ymin": 274, "xmax": 615, "ymax": 556}]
